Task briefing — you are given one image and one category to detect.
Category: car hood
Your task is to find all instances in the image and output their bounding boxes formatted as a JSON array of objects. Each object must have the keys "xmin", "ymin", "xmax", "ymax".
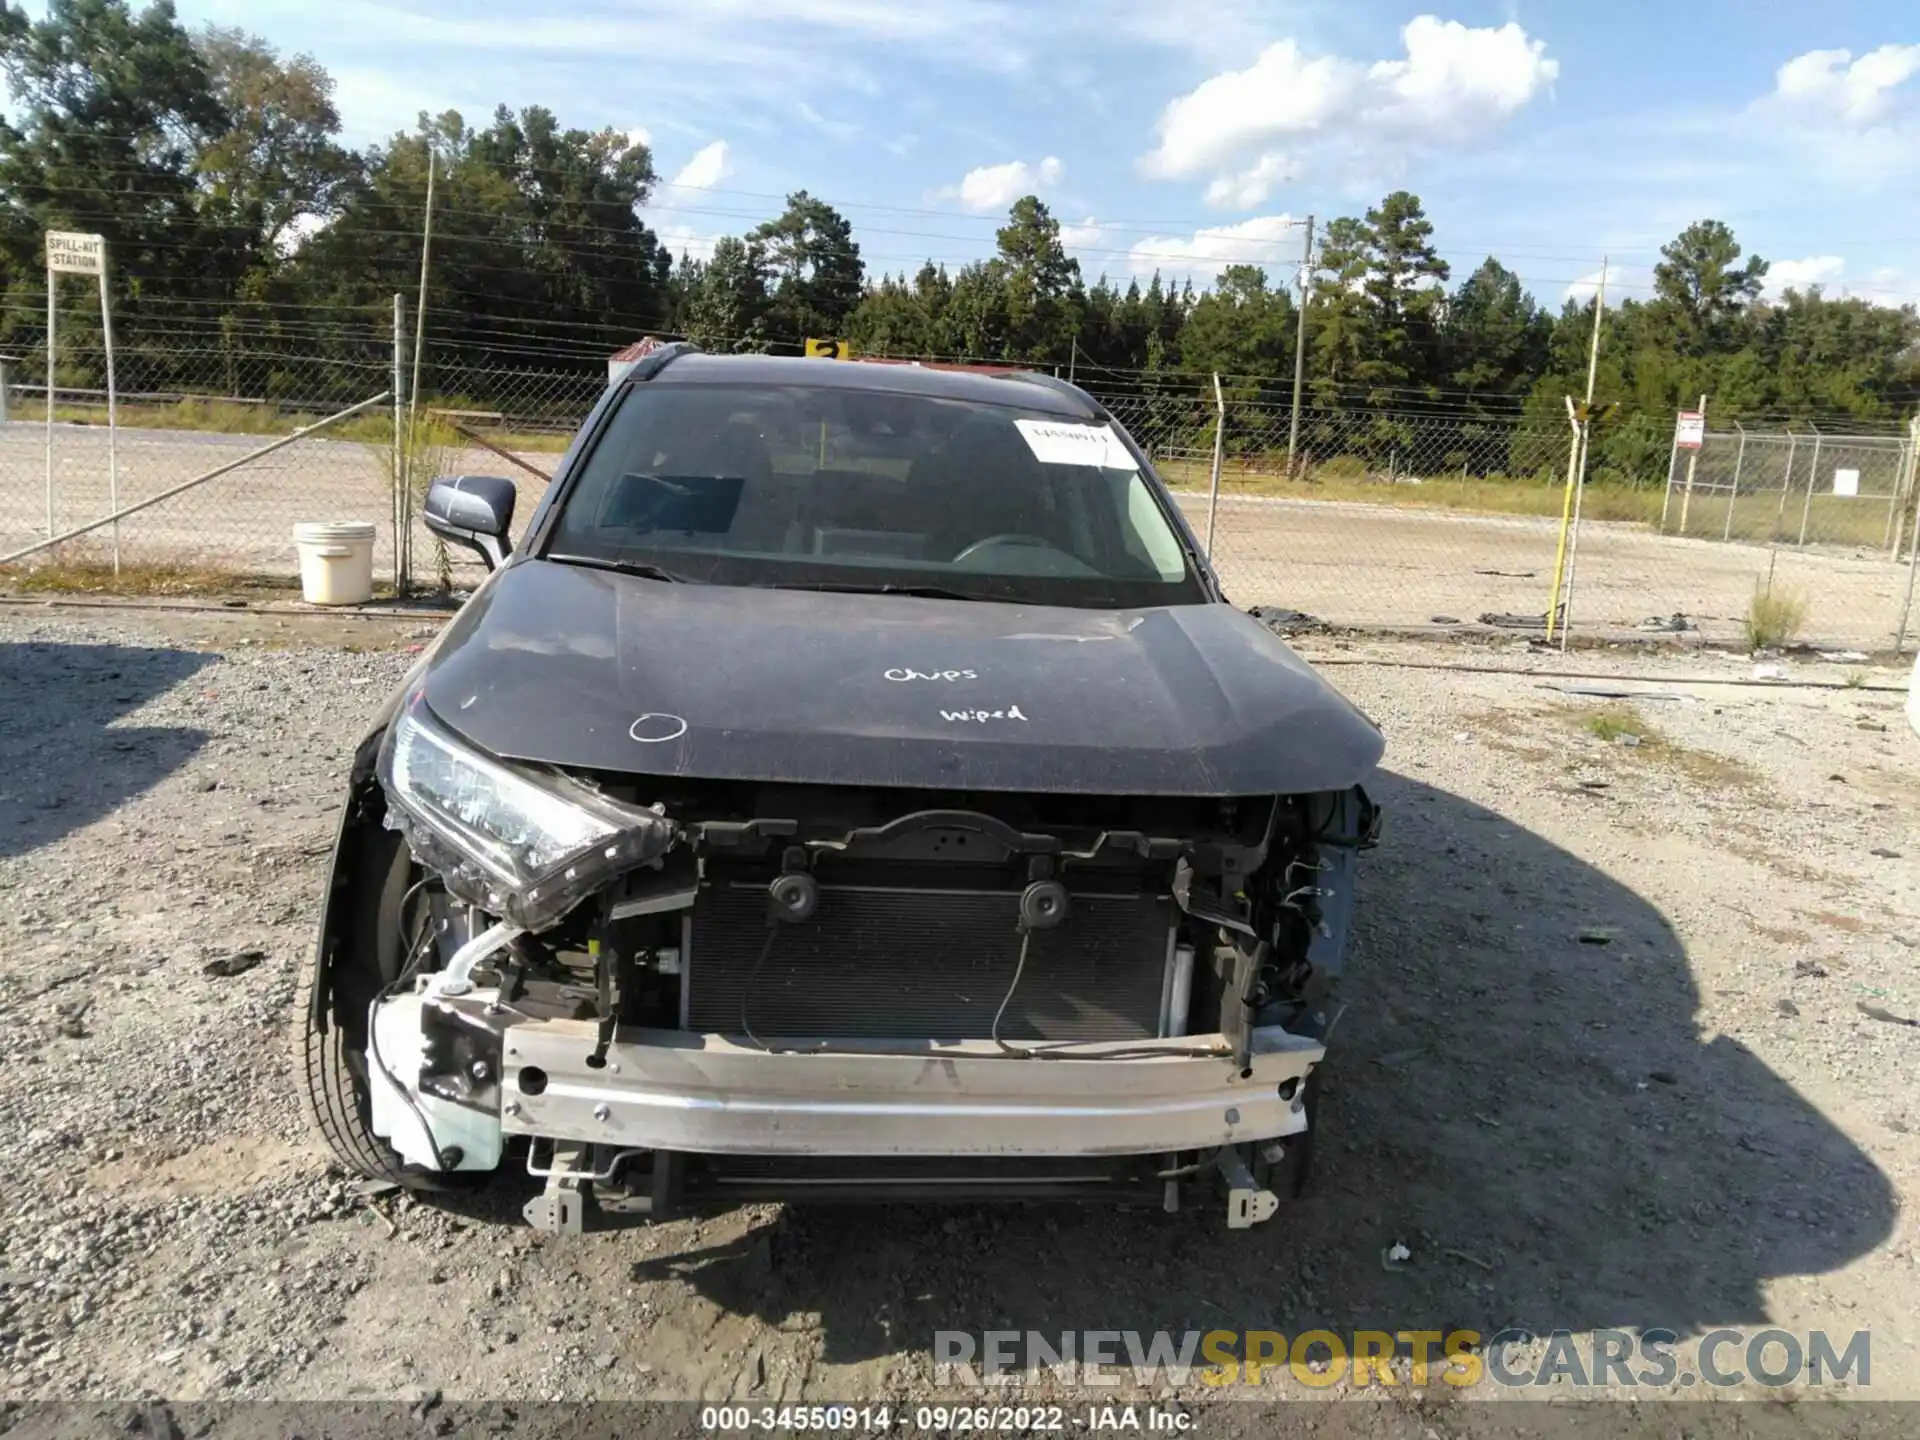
[{"xmin": 418, "ymin": 560, "xmax": 1384, "ymax": 796}]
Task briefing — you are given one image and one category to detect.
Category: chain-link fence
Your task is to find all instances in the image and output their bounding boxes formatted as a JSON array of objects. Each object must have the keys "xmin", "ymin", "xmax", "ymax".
[{"xmin": 3, "ymin": 329, "xmax": 1918, "ymax": 651}]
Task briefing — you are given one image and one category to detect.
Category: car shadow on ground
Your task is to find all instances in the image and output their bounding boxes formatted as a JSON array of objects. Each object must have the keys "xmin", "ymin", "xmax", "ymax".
[
  {"xmin": 623, "ymin": 769, "xmax": 1897, "ymax": 1365},
  {"xmin": 0, "ymin": 640, "xmax": 214, "ymax": 859}
]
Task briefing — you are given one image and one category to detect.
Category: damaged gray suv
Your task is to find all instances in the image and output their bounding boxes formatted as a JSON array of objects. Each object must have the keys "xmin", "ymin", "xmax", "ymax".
[{"xmin": 296, "ymin": 348, "xmax": 1382, "ymax": 1232}]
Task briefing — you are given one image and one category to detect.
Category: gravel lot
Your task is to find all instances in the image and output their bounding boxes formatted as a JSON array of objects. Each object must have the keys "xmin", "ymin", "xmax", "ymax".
[
  {"xmin": 4, "ymin": 420, "xmax": 1915, "ymax": 648},
  {"xmin": 1, "ymin": 602, "xmax": 1916, "ymax": 1421}
]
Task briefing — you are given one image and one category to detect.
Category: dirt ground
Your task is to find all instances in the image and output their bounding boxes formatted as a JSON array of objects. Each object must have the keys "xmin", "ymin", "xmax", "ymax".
[
  {"xmin": 4, "ymin": 420, "xmax": 1915, "ymax": 649},
  {"xmin": 0, "ymin": 602, "xmax": 1917, "ymax": 1425}
]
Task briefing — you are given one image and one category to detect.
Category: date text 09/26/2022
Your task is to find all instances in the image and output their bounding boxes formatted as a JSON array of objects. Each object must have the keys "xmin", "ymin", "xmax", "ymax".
[{"xmin": 698, "ymin": 1405, "xmax": 1191, "ymax": 1432}]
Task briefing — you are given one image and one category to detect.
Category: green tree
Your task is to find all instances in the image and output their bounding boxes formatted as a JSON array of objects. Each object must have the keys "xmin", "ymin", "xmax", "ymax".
[
  {"xmin": 1650, "ymin": 219, "xmax": 1767, "ymax": 355},
  {"xmin": 752, "ymin": 190, "xmax": 863, "ymax": 345},
  {"xmin": 1444, "ymin": 258, "xmax": 1549, "ymax": 410},
  {"xmin": 682, "ymin": 235, "xmax": 769, "ymax": 351},
  {"xmin": 0, "ymin": 0, "xmax": 229, "ymax": 372},
  {"xmin": 1354, "ymin": 190, "xmax": 1449, "ymax": 402},
  {"xmin": 192, "ymin": 26, "xmax": 354, "ymax": 257},
  {"xmin": 293, "ymin": 106, "xmax": 670, "ymax": 387},
  {"xmin": 1305, "ymin": 216, "xmax": 1373, "ymax": 405},
  {"xmin": 993, "ymin": 195, "xmax": 1080, "ymax": 362}
]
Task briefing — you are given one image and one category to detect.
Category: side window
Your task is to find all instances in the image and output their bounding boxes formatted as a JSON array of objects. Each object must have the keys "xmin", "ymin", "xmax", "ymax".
[{"xmin": 1120, "ymin": 473, "xmax": 1188, "ymax": 580}]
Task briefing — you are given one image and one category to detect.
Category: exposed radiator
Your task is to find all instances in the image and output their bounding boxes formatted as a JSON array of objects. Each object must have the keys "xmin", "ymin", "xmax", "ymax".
[{"xmin": 684, "ymin": 879, "xmax": 1175, "ymax": 1041}]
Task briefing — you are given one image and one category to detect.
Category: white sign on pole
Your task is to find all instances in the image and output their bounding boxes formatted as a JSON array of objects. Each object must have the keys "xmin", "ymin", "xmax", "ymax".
[
  {"xmin": 45, "ymin": 231, "xmax": 105, "ymax": 275},
  {"xmin": 1833, "ymin": 467, "xmax": 1860, "ymax": 497},
  {"xmin": 1675, "ymin": 411, "xmax": 1706, "ymax": 450},
  {"xmin": 43, "ymin": 229, "xmax": 119, "ymax": 571}
]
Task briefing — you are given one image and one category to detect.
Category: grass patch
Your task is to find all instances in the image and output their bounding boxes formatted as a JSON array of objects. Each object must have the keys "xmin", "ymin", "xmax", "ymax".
[
  {"xmin": 1582, "ymin": 706, "xmax": 1644, "ymax": 743},
  {"xmin": 19, "ymin": 397, "xmax": 575, "ymax": 453},
  {"xmin": 1155, "ymin": 456, "xmax": 1667, "ymax": 525},
  {"xmin": 1, "ymin": 558, "xmax": 299, "ymax": 597},
  {"xmin": 1745, "ymin": 581, "xmax": 1811, "ymax": 650},
  {"xmin": 1566, "ymin": 703, "xmax": 1764, "ymax": 794}
]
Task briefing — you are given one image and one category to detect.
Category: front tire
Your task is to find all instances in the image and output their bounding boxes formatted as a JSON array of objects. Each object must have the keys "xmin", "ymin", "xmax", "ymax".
[{"xmin": 293, "ymin": 814, "xmax": 458, "ymax": 1190}]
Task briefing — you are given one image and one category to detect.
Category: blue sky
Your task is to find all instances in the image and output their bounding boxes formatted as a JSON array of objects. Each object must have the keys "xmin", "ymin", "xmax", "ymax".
[{"xmin": 165, "ymin": 0, "xmax": 1920, "ymax": 309}]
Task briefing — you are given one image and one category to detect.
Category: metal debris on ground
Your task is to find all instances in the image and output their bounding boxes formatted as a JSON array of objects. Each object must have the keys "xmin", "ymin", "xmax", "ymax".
[
  {"xmin": 1544, "ymin": 683, "xmax": 1688, "ymax": 702},
  {"xmin": 1858, "ymin": 1003, "xmax": 1919, "ymax": 1029},
  {"xmin": 1637, "ymin": 613, "xmax": 1695, "ymax": 632},
  {"xmin": 1246, "ymin": 605, "xmax": 1324, "ymax": 633},
  {"xmin": 202, "ymin": 948, "xmax": 267, "ymax": 977},
  {"xmin": 1480, "ymin": 611, "xmax": 1550, "ymax": 629}
]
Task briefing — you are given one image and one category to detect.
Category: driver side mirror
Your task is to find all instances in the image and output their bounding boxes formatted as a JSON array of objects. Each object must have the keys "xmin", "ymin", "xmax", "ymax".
[{"xmin": 423, "ymin": 475, "xmax": 516, "ymax": 570}]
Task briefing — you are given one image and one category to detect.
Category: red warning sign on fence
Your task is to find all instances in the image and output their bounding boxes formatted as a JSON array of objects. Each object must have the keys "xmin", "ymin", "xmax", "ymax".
[{"xmin": 1675, "ymin": 411, "xmax": 1705, "ymax": 449}]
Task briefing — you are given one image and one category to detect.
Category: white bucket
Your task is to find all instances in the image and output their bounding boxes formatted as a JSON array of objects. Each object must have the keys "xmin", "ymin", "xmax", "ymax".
[{"xmin": 292, "ymin": 521, "xmax": 377, "ymax": 605}]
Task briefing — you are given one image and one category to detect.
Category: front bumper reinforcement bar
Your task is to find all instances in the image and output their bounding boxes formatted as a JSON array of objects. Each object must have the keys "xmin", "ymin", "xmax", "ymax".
[{"xmin": 497, "ymin": 1020, "xmax": 1322, "ymax": 1157}]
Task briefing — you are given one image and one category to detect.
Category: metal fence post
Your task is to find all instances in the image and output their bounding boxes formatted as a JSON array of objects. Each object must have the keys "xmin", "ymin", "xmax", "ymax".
[
  {"xmin": 1886, "ymin": 417, "xmax": 1916, "ymax": 558},
  {"xmin": 1899, "ymin": 488, "xmax": 1920, "ymax": 653},
  {"xmin": 1797, "ymin": 426, "xmax": 1823, "ymax": 546},
  {"xmin": 0, "ymin": 357, "xmax": 8, "ymax": 424},
  {"xmin": 1658, "ymin": 414, "xmax": 1680, "ymax": 531},
  {"xmin": 1677, "ymin": 395, "xmax": 1706, "ymax": 535},
  {"xmin": 1772, "ymin": 431, "xmax": 1798, "ymax": 539},
  {"xmin": 392, "ymin": 293, "xmax": 406, "ymax": 592},
  {"xmin": 1205, "ymin": 372, "xmax": 1225, "ymax": 559},
  {"xmin": 45, "ymin": 278, "xmax": 55, "ymax": 541},
  {"xmin": 1723, "ymin": 422, "xmax": 1745, "ymax": 542},
  {"xmin": 1287, "ymin": 215, "xmax": 1312, "ymax": 475}
]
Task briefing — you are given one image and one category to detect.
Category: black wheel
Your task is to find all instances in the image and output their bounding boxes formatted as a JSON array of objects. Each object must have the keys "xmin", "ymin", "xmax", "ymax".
[{"xmin": 293, "ymin": 821, "xmax": 467, "ymax": 1191}]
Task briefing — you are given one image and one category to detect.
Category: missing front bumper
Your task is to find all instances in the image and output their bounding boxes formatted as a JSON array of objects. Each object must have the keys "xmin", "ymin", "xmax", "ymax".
[{"xmin": 496, "ymin": 1017, "xmax": 1321, "ymax": 1158}]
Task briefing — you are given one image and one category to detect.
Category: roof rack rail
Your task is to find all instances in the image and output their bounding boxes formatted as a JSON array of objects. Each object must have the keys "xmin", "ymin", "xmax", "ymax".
[
  {"xmin": 626, "ymin": 341, "xmax": 700, "ymax": 383},
  {"xmin": 995, "ymin": 370, "xmax": 1107, "ymax": 419}
]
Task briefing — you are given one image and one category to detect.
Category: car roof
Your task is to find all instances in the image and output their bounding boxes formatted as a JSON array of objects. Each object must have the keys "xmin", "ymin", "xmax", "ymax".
[{"xmin": 647, "ymin": 352, "xmax": 1098, "ymax": 419}]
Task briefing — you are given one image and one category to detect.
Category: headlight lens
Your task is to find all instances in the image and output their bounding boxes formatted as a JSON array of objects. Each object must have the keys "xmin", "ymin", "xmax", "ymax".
[{"xmin": 377, "ymin": 698, "xmax": 674, "ymax": 930}]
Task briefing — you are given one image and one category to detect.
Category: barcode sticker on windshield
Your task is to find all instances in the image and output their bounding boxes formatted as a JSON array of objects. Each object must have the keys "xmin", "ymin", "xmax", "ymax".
[{"xmin": 1015, "ymin": 419, "xmax": 1134, "ymax": 468}]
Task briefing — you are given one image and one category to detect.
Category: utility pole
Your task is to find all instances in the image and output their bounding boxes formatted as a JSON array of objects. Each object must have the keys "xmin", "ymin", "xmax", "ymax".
[
  {"xmin": 1067, "ymin": 335, "xmax": 1077, "ymax": 385},
  {"xmin": 405, "ymin": 146, "xmax": 437, "ymax": 593},
  {"xmin": 1287, "ymin": 215, "xmax": 1313, "ymax": 475}
]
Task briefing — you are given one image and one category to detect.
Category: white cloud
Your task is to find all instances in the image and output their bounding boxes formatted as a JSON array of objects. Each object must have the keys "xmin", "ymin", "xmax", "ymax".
[
  {"xmin": 795, "ymin": 101, "xmax": 859, "ymax": 142},
  {"xmin": 655, "ymin": 223, "xmax": 724, "ymax": 264},
  {"xmin": 1748, "ymin": 42, "xmax": 1920, "ymax": 191},
  {"xmin": 1203, "ymin": 154, "xmax": 1294, "ymax": 209},
  {"xmin": 624, "ymin": 126, "xmax": 652, "ymax": 150},
  {"xmin": 1864, "ymin": 267, "xmax": 1920, "ymax": 307},
  {"xmin": 1766, "ymin": 255, "xmax": 1846, "ymax": 296},
  {"xmin": 1117, "ymin": 214, "xmax": 1309, "ymax": 284},
  {"xmin": 1141, "ymin": 17, "xmax": 1558, "ymax": 205},
  {"xmin": 1562, "ymin": 264, "xmax": 1647, "ymax": 305},
  {"xmin": 935, "ymin": 156, "xmax": 1065, "ymax": 212},
  {"xmin": 1058, "ymin": 216, "xmax": 1107, "ymax": 252},
  {"xmin": 668, "ymin": 139, "xmax": 733, "ymax": 192},
  {"xmin": 1770, "ymin": 44, "xmax": 1920, "ymax": 126}
]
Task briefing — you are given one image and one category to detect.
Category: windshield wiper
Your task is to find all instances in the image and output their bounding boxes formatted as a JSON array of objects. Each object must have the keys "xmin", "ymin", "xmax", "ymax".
[
  {"xmin": 761, "ymin": 580, "xmax": 984, "ymax": 602},
  {"xmin": 547, "ymin": 554, "xmax": 689, "ymax": 583}
]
